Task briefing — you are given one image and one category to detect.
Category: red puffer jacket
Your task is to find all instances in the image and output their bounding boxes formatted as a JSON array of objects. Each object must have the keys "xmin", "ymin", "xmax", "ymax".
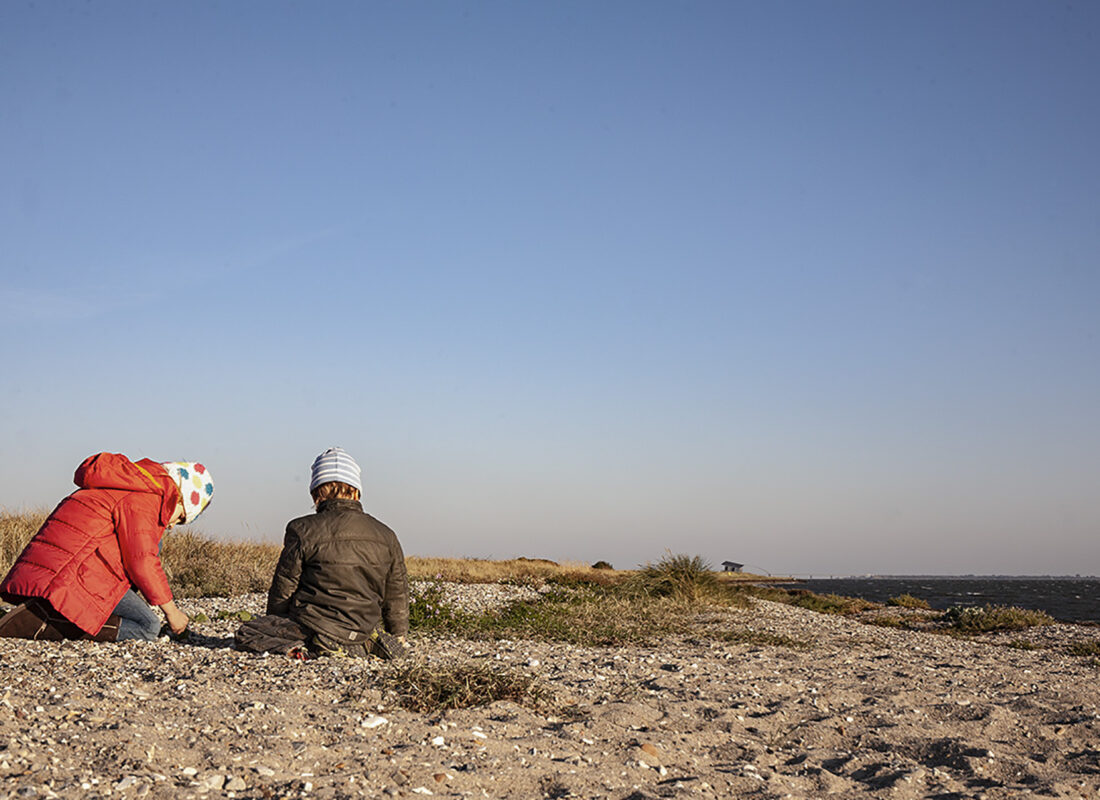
[{"xmin": 0, "ymin": 453, "xmax": 181, "ymax": 634}]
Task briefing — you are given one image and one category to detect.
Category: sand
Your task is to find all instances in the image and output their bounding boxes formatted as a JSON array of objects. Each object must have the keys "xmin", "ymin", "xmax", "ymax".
[{"xmin": 1, "ymin": 587, "xmax": 1098, "ymax": 799}]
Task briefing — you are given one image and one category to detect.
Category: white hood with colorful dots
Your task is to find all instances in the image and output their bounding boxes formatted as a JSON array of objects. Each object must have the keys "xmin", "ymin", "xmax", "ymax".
[{"xmin": 160, "ymin": 461, "xmax": 214, "ymax": 523}]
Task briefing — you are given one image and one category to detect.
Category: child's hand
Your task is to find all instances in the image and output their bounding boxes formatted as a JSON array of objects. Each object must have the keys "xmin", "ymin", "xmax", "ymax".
[{"xmin": 160, "ymin": 601, "xmax": 190, "ymax": 634}]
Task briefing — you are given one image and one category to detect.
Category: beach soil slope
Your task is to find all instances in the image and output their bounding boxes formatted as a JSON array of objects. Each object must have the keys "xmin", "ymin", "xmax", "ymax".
[{"xmin": 1, "ymin": 588, "xmax": 1098, "ymax": 799}]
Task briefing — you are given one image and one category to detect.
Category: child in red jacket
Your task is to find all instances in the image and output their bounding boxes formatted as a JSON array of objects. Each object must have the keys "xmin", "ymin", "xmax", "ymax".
[{"xmin": 0, "ymin": 452, "xmax": 214, "ymax": 642}]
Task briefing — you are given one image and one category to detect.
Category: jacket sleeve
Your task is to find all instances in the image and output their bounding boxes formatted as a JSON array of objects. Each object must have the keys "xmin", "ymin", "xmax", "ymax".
[
  {"xmin": 380, "ymin": 534, "xmax": 409, "ymax": 637},
  {"xmin": 115, "ymin": 494, "xmax": 173, "ymax": 606},
  {"xmin": 267, "ymin": 526, "xmax": 303, "ymax": 616}
]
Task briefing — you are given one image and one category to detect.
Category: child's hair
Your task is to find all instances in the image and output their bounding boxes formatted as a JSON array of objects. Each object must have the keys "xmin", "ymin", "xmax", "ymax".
[{"xmin": 311, "ymin": 481, "xmax": 361, "ymax": 504}]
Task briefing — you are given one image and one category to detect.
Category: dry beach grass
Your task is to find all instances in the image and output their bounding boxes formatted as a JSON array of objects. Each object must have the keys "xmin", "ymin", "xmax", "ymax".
[{"xmin": 1, "ymin": 514, "xmax": 1099, "ymax": 798}]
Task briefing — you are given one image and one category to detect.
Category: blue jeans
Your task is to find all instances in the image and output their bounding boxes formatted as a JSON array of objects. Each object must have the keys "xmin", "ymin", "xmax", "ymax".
[{"xmin": 112, "ymin": 589, "xmax": 162, "ymax": 641}]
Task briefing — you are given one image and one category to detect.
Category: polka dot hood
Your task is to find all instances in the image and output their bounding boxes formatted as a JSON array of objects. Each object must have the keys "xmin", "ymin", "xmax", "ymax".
[{"xmin": 160, "ymin": 461, "xmax": 215, "ymax": 523}]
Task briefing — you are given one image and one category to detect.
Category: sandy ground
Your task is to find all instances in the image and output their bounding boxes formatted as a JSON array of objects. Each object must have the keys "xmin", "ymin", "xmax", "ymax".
[{"xmin": 1, "ymin": 587, "xmax": 1099, "ymax": 800}]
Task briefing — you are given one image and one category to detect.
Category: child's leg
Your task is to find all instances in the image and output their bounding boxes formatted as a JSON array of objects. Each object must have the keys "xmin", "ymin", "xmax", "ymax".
[{"xmin": 111, "ymin": 589, "xmax": 162, "ymax": 641}]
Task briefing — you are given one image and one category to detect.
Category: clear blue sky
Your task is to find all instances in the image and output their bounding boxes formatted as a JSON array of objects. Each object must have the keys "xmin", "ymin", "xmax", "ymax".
[{"xmin": 2, "ymin": 1, "xmax": 1098, "ymax": 576}]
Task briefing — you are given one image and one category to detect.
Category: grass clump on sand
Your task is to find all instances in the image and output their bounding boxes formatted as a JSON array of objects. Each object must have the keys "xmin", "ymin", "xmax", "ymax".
[
  {"xmin": 1067, "ymin": 640, "xmax": 1100, "ymax": 658},
  {"xmin": 942, "ymin": 604, "xmax": 1055, "ymax": 633},
  {"xmin": 379, "ymin": 661, "xmax": 550, "ymax": 712},
  {"xmin": 631, "ymin": 553, "xmax": 719, "ymax": 603},
  {"xmin": 887, "ymin": 594, "xmax": 931, "ymax": 609}
]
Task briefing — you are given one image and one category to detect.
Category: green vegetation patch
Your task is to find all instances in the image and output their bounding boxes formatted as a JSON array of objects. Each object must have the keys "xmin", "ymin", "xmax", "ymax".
[
  {"xmin": 787, "ymin": 590, "xmax": 876, "ymax": 615},
  {"xmin": 1067, "ymin": 640, "xmax": 1100, "ymax": 658},
  {"xmin": 379, "ymin": 661, "xmax": 551, "ymax": 712},
  {"xmin": 214, "ymin": 609, "xmax": 255, "ymax": 622},
  {"xmin": 942, "ymin": 604, "xmax": 1055, "ymax": 633},
  {"xmin": 409, "ymin": 581, "xmax": 695, "ymax": 646},
  {"xmin": 477, "ymin": 588, "xmax": 692, "ymax": 647},
  {"xmin": 408, "ymin": 581, "xmax": 474, "ymax": 632},
  {"xmin": 887, "ymin": 594, "xmax": 931, "ymax": 609}
]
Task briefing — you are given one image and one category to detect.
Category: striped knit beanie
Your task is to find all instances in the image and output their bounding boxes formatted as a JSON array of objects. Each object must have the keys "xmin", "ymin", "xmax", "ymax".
[
  {"xmin": 310, "ymin": 447, "xmax": 362, "ymax": 492},
  {"xmin": 160, "ymin": 461, "xmax": 215, "ymax": 523}
]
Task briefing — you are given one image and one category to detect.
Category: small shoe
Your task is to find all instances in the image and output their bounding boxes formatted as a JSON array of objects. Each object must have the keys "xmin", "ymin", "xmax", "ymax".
[{"xmin": 0, "ymin": 604, "xmax": 50, "ymax": 640}]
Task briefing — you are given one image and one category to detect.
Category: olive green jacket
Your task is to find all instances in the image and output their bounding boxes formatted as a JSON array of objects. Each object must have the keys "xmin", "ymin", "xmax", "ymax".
[{"xmin": 266, "ymin": 498, "xmax": 409, "ymax": 642}]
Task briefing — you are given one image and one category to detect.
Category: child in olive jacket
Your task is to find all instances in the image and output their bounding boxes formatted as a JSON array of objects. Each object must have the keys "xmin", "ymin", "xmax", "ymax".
[{"xmin": 265, "ymin": 447, "xmax": 409, "ymax": 657}]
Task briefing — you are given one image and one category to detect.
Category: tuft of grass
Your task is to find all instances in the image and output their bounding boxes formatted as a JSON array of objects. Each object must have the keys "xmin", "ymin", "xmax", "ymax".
[
  {"xmin": 631, "ymin": 553, "xmax": 719, "ymax": 603},
  {"xmin": 1067, "ymin": 640, "xmax": 1100, "ymax": 658},
  {"xmin": 161, "ymin": 529, "xmax": 281, "ymax": 597},
  {"xmin": 942, "ymin": 604, "xmax": 1055, "ymax": 633},
  {"xmin": 887, "ymin": 594, "xmax": 931, "ymax": 609},
  {"xmin": 1006, "ymin": 639, "xmax": 1039, "ymax": 651},
  {"xmin": 379, "ymin": 661, "xmax": 551, "ymax": 712}
]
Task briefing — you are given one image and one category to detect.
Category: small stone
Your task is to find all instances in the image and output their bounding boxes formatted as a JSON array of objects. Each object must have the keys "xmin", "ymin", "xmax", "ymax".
[
  {"xmin": 361, "ymin": 714, "xmax": 388, "ymax": 729},
  {"xmin": 226, "ymin": 776, "xmax": 247, "ymax": 791},
  {"xmin": 255, "ymin": 766, "xmax": 276, "ymax": 777},
  {"xmin": 641, "ymin": 743, "xmax": 659, "ymax": 758},
  {"xmin": 431, "ymin": 736, "xmax": 445, "ymax": 746},
  {"xmin": 201, "ymin": 774, "xmax": 226, "ymax": 791},
  {"xmin": 115, "ymin": 776, "xmax": 140, "ymax": 791},
  {"xmin": 181, "ymin": 767, "xmax": 198, "ymax": 776},
  {"xmin": 433, "ymin": 773, "xmax": 447, "ymax": 782}
]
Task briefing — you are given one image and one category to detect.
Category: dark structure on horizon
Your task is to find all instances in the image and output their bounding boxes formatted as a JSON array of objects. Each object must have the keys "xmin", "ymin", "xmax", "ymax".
[{"xmin": 721, "ymin": 561, "xmax": 744, "ymax": 573}]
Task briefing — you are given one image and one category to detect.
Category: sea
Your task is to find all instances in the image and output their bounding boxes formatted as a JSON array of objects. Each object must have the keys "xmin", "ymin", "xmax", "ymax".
[{"xmin": 770, "ymin": 577, "xmax": 1100, "ymax": 625}]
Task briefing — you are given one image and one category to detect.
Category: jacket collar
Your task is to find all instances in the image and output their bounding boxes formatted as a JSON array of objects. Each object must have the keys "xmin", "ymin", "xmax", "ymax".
[{"xmin": 316, "ymin": 498, "xmax": 363, "ymax": 514}]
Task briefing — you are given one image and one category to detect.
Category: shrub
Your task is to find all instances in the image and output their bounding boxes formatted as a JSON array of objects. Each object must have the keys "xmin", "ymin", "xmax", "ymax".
[
  {"xmin": 887, "ymin": 594, "xmax": 931, "ymax": 609},
  {"xmin": 379, "ymin": 661, "xmax": 550, "ymax": 712},
  {"xmin": 591, "ymin": 560, "xmax": 614, "ymax": 570},
  {"xmin": 942, "ymin": 604, "xmax": 1055, "ymax": 633}
]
